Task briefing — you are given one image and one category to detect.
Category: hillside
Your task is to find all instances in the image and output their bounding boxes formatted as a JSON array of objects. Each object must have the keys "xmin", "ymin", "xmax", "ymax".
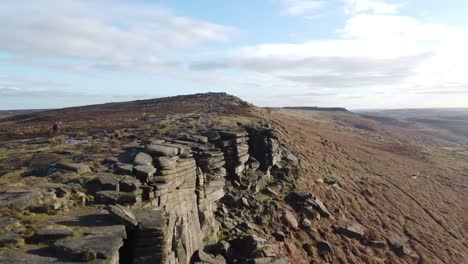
[{"xmin": 0, "ymin": 93, "xmax": 466, "ymax": 264}]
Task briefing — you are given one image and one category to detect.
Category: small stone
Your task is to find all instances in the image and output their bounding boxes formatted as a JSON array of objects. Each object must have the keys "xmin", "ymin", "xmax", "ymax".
[
  {"xmin": 316, "ymin": 240, "xmax": 334, "ymax": 258},
  {"xmin": 324, "ymin": 177, "xmax": 337, "ymax": 185},
  {"xmin": 386, "ymin": 235, "xmax": 405, "ymax": 249},
  {"xmin": 337, "ymin": 224, "xmax": 364, "ymax": 239},
  {"xmin": 282, "ymin": 210, "xmax": 299, "ymax": 230},
  {"xmin": 133, "ymin": 152, "xmax": 153, "ymax": 166},
  {"xmin": 241, "ymin": 197, "xmax": 250, "ymax": 207},
  {"xmin": 265, "ymin": 187, "xmax": 279, "ymax": 197}
]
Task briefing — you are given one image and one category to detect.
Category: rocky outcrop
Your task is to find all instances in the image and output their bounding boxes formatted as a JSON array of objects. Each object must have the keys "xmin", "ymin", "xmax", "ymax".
[{"xmin": 0, "ymin": 124, "xmax": 292, "ymax": 264}]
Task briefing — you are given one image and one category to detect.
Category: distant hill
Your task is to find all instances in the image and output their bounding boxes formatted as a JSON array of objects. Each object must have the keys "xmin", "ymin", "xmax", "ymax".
[
  {"xmin": 283, "ymin": 106, "xmax": 349, "ymax": 112},
  {"xmin": 0, "ymin": 109, "xmax": 50, "ymax": 119}
]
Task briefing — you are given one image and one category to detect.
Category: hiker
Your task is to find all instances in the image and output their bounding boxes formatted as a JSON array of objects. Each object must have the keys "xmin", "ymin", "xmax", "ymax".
[{"xmin": 52, "ymin": 121, "xmax": 61, "ymax": 135}]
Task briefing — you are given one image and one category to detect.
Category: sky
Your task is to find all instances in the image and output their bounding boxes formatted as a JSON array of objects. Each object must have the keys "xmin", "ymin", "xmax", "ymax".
[{"xmin": 1, "ymin": 0, "xmax": 468, "ymax": 110}]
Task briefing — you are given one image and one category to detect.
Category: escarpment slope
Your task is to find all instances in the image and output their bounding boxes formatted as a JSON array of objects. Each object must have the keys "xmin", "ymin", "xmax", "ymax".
[{"xmin": 0, "ymin": 93, "xmax": 466, "ymax": 264}]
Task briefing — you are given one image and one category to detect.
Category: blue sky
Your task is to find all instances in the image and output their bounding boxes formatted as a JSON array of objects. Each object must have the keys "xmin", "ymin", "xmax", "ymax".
[{"xmin": 1, "ymin": 0, "xmax": 468, "ymax": 109}]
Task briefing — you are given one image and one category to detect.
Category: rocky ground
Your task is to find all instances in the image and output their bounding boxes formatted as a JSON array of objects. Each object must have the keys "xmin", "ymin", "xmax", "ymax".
[{"xmin": 0, "ymin": 93, "xmax": 466, "ymax": 263}]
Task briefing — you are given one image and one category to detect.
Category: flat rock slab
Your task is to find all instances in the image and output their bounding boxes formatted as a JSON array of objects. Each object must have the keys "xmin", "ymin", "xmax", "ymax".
[
  {"xmin": 85, "ymin": 176, "xmax": 119, "ymax": 194},
  {"xmin": 0, "ymin": 248, "xmax": 80, "ymax": 264},
  {"xmin": 145, "ymin": 145, "xmax": 178, "ymax": 157},
  {"xmin": 0, "ymin": 191, "xmax": 42, "ymax": 210},
  {"xmin": 54, "ymin": 232, "xmax": 124, "ymax": 262},
  {"xmin": 56, "ymin": 163, "xmax": 91, "ymax": 174},
  {"xmin": 34, "ymin": 226, "xmax": 74, "ymax": 242},
  {"xmin": 108, "ymin": 205, "xmax": 138, "ymax": 228}
]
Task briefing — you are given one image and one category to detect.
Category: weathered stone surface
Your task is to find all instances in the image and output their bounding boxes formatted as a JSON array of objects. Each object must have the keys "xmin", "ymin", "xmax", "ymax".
[
  {"xmin": 193, "ymin": 249, "xmax": 226, "ymax": 264},
  {"xmin": 0, "ymin": 231, "xmax": 23, "ymax": 247},
  {"xmin": 133, "ymin": 152, "xmax": 153, "ymax": 166},
  {"xmin": 282, "ymin": 210, "xmax": 298, "ymax": 230},
  {"xmin": 54, "ymin": 232, "xmax": 124, "ymax": 262},
  {"xmin": 145, "ymin": 144, "xmax": 178, "ymax": 157},
  {"xmin": 108, "ymin": 205, "xmax": 138, "ymax": 227},
  {"xmin": 133, "ymin": 165, "xmax": 156, "ymax": 183},
  {"xmin": 114, "ymin": 164, "xmax": 134, "ymax": 175},
  {"xmin": 0, "ymin": 191, "xmax": 42, "ymax": 210},
  {"xmin": 155, "ymin": 156, "xmax": 179, "ymax": 169},
  {"xmin": 56, "ymin": 163, "xmax": 91, "ymax": 174},
  {"xmin": 34, "ymin": 226, "xmax": 74, "ymax": 242},
  {"xmin": 0, "ymin": 217, "xmax": 20, "ymax": 233},
  {"xmin": 119, "ymin": 176, "xmax": 141, "ymax": 192},
  {"xmin": 85, "ymin": 176, "xmax": 119, "ymax": 194},
  {"xmin": 95, "ymin": 191, "xmax": 120, "ymax": 204}
]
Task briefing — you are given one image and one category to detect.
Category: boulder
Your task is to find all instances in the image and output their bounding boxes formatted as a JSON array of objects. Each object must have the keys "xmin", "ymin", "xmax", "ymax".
[
  {"xmin": 56, "ymin": 163, "xmax": 91, "ymax": 174},
  {"xmin": 134, "ymin": 152, "xmax": 153, "ymax": 166}
]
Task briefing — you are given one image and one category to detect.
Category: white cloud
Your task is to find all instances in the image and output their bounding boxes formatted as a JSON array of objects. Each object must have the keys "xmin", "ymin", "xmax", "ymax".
[
  {"xmin": 0, "ymin": 1, "xmax": 235, "ymax": 63},
  {"xmin": 343, "ymin": 0, "xmax": 399, "ymax": 14},
  {"xmin": 279, "ymin": 0, "xmax": 325, "ymax": 16},
  {"xmin": 189, "ymin": 10, "xmax": 468, "ymax": 107}
]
